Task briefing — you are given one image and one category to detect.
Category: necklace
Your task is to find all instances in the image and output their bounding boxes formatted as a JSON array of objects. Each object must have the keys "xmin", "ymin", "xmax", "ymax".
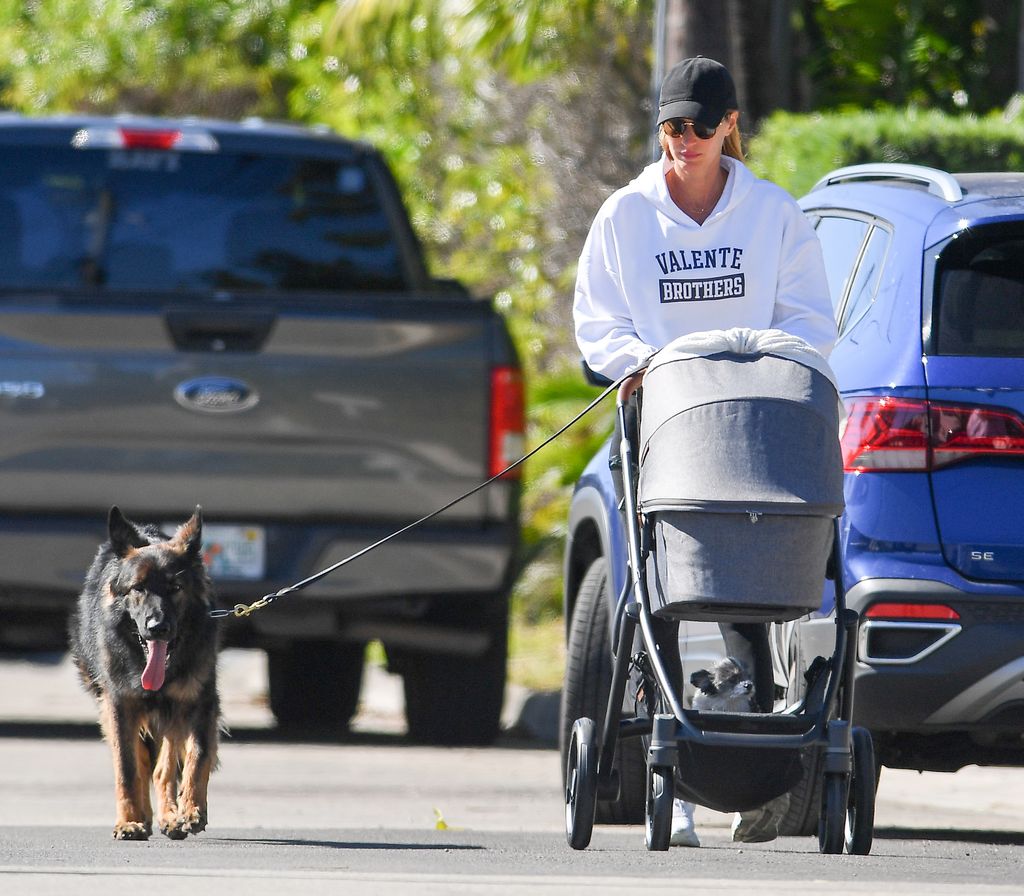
[{"xmin": 668, "ymin": 167, "xmax": 726, "ymax": 222}]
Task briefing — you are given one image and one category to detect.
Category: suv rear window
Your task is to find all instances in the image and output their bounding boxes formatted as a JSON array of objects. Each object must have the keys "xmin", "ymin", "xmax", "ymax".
[
  {"xmin": 934, "ymin": 222, "xmax": 1024, "ymax": 358},
  {"xmin": 0, "ymin": 145, "xmax": 406, "ymax": 294}
]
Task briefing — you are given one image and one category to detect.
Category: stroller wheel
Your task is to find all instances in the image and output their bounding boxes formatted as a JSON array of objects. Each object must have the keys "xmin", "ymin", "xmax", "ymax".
[
  {"xmin": 818, "ymin": 771, "xmax": 849, "ymax": 854},
  {"xmin": 645, "ymin": 764, "xmax": 674, "ymax": 851},
  {"xmin": 565, "ymin": 717, "xmax": 599, "ymax": 850},
  {"xmin": 845, "ymin": 727, "xmax": 876, "ymax": 855}
]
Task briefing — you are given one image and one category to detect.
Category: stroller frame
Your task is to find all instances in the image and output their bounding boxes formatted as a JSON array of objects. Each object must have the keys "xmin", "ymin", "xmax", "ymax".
[{"xmin": 564, "ymin": 377, "xmax": 876, "ymax": 855}]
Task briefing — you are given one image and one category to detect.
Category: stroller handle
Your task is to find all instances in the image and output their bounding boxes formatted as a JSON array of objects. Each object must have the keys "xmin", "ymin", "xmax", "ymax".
[{"xmin": 617, "ymin": 368, "xmax": 646, "ymax": 405}]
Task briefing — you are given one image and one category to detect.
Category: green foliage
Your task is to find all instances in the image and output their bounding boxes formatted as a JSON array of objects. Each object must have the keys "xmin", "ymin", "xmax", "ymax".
[
  {"xmin": 801, "ymin": 0, "xmax": 1018, "ymax": 114},
  {"xmin": 0, "ymin": 0, "xmax": 303, "ymax": 116},
  {"xmin": 327, "ymin": 0, "xmax": 650, "ymax": 82},
  {"xmin": 748, "ymin": 107, "xmax": 1024, "ymax": 197},
  {"xmin": 508, "ymin": 612, "xmax": 564, "ymax": 691}
]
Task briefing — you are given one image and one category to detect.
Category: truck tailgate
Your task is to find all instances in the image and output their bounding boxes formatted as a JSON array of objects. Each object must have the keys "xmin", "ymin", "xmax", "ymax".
[{"xmin": 0, "ymin": 295, "xmax": 509, "ymax": 525}]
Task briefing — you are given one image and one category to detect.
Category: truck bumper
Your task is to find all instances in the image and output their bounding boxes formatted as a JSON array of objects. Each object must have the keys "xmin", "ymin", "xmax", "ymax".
[{"xmin": 0, "ymin": 516, "xmax": 518, "ymax": 651}]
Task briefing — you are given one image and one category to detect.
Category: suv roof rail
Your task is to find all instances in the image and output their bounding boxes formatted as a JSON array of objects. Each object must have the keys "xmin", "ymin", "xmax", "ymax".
[{"xmin": 812, "ymin": 163, "xmax": 963, "ymax": 202}]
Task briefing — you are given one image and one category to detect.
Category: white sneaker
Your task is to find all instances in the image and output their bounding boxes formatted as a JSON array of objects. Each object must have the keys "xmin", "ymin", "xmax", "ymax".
[{"xmin": 670, "ymin": 798, "xmax": 700, "ymax": 847}]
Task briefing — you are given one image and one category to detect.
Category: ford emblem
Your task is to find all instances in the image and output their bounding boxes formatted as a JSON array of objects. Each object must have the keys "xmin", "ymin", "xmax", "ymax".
[{"xmin": 174, "ymin": 377, "xmax": 259, "ymax": 414}]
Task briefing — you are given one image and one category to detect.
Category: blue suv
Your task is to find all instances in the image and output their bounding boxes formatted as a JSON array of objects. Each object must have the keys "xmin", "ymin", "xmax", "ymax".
[{"xmin": 559, "ymin": 163, "xmax": 1024, "ymax": 834}]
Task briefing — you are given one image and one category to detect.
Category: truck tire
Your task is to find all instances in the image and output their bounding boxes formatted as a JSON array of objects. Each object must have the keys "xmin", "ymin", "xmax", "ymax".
[
  {"xmin": 399, "ymin": 608, "xmax": 508, "ymax": 746},
  {"xmin": 267, "ymin": 640, "xmax": 366, "ymax": 735},
  {"xmin": 559, "ymin": 557, "xmax": 645, "ymax": 824}
]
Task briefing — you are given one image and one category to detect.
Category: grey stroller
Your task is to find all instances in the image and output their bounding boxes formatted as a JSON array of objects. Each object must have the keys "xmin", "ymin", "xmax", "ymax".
[{"xmin": 564, "ymin": 342, "xmax": 876, "ymax": 855}]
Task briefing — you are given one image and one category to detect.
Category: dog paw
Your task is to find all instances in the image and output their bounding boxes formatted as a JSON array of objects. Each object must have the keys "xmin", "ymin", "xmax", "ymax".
[
  {"xmin": 112, "ymin": 822, "xmax": 150, "ymax": 841},
  {"xmin": 157, "ymin": 811, "xmax": 187, "ymax": 840},
  {"xmin": 178, "ymin": 807, "xmax": 208, "ymax": 834},
  {"xmin": 160, "ymin": 807, "xmax": 207, "ymax": 839}
]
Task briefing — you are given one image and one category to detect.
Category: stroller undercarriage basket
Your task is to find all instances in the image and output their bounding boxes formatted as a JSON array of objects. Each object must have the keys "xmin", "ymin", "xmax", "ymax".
[{"xmin": 673, "ymin": 717, "xmax": 809, "ymax": 812}]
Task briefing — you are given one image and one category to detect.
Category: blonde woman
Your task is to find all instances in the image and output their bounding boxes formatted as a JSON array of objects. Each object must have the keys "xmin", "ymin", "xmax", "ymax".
[{"xmin": 572, "ymin": 56, "xmax": 836, "ymax": 848}]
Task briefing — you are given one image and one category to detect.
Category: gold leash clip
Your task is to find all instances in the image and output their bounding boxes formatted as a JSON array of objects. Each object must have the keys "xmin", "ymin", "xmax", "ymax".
[{"xmin": 232, "ymin": 597, "xmax": 271, "ymax": 618}]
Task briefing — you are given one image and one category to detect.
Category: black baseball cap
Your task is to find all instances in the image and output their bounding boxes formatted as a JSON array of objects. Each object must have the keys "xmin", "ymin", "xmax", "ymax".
[{"xmin": 657, "ymin": 56, "xmax": 738, "ymax": 128}]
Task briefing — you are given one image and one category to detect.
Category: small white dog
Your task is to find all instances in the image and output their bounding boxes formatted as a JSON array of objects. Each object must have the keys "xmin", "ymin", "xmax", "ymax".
[
  {"xmin": 671, "ymin": 657, "xmax": 757, "ymax": 848},
  {"xmin": 691, "ymin": 656, "xmax": 757, "ymax": 713}
]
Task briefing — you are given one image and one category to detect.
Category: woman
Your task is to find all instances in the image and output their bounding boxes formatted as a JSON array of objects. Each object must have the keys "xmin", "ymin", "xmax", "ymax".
[
  {"xmin": 572, "ymin": 56, "xmax": 836, "ymax": 847},
  {"xmin": 574, "ymin": 55, "xmax": 834, "ymax": 375}
]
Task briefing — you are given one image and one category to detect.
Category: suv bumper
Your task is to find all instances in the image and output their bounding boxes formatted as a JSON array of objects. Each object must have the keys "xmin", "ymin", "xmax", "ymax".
[{"xmin": 801, "ymin": 577, "xmax": 1024, "ymax": 733}]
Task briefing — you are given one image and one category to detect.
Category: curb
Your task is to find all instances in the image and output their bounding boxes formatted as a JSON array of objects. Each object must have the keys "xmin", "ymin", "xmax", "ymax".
[{"xmin": 504, "ymin": 688, "xmax": 560, "ymax": 746}]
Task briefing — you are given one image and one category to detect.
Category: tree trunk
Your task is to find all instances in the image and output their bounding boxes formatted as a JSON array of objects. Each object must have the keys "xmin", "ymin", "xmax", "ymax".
[
  {"xmin": 1018, "ymin": 0, "xmax": 1024, "ymax": 94},
  {"xmin": 656, "ymin": 0, "xmax": 793, "ymax": 127}
]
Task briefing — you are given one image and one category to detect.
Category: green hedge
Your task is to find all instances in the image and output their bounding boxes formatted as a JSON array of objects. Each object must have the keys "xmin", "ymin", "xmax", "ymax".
[{"xmin": 746, "ymin": 106, "xmax": 1024, "ymax": 197}]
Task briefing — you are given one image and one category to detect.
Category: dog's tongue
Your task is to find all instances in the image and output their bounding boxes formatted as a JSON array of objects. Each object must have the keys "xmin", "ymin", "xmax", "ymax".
[{"xmin": 141, "ymin": 640, "xmax": 168, "ymax": 691}]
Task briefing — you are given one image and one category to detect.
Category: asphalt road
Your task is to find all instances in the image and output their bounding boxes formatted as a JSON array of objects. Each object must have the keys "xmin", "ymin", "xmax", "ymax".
[{"xmin": 1, "ymin": 650, "xmax": 1022, "ymax": 894}]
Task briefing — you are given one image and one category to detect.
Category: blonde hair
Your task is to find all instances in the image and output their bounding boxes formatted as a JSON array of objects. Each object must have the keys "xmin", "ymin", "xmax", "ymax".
[{"xmin": 722, "ymin": 118, "xmax": 744, "ymax": 162}]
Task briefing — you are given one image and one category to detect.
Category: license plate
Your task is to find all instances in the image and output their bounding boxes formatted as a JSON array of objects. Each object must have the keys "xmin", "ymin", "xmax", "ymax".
[{"xmin": 201, "ymin": 524, "xmax": 266, "ymax": 580}]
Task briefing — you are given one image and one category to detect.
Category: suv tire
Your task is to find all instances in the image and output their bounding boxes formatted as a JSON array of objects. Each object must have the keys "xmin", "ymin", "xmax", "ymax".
[{"xmin": 777, "ymin": 643, "xmax": 823, "ymax": 836}]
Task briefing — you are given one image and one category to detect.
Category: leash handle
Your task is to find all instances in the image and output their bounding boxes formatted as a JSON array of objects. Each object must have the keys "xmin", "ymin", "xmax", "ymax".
[{"xmin": 210, "ymin": 370, "xmax": 629, "ymax": 620}]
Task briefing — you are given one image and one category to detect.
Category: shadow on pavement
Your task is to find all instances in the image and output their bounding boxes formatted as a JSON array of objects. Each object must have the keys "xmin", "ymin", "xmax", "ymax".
[
  {"xmin": 222, "ymin": 837, "xmax": 484, "ymax": 850},
  {"xmin": 874, "ymin": 826, "xmax": 1024, "ymax": 846},
  {"xmin": 0, "ymin": 720, "xmax": 101, "ymax": 741},
  {"xmin": 0, "ymin": 719, "xmax": 552, "ymax": 751}
]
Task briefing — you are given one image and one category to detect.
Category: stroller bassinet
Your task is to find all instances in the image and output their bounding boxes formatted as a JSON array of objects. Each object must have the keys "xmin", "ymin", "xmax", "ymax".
[{"xmin": 639, "ymin": 348, "xmax": 844, "ymax": 622}]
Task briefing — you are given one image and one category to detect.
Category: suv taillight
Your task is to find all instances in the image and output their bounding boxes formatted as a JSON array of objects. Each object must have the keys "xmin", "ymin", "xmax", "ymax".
[
  {"xmin": 842, "ymin": 397, "xmax": 1024, "ymax": 472},
  {"xmin": 864, "ymin": 602, "xmax": 960, "ymax": 621},
  {"xmin": 489, "ymin": 366, "xmax": 525, "ymax": 479}
]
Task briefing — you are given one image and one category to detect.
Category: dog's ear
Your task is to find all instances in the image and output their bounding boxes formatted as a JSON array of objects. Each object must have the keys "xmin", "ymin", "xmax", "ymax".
[
  {"xmin": 724, "ymin": 656, "xmax": 750, "ymax": 678},
  {"xmin": 108, "ymin": 506, "xmax": 149, "ymax": 556},
  {"xmin": 172, "ymin": 505, "xmax": 204, "ymax": 556},
  {"xmin": 690, "ymin": 669, "xmax": 716, "ymax": 694}
]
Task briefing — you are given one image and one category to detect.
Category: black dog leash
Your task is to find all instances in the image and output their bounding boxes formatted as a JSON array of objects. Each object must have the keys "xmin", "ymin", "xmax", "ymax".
[{"xmin": 211, "ymin": 371, "xmax": 628, "ymax": 620}]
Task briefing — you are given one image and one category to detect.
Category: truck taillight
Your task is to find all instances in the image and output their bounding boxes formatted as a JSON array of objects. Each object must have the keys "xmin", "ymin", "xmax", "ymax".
[
  {"xmin": 119, "ymin": 128, "xmax": 182, "ymax": 150},
  {"xmin": 841, "ymin": 397, "xmax": 1024, "ymax": 472},
  {"xmin": 71, "ymin": 126, "xmax": 219, "ymax": 152},
  {"xmin": 490, "ymin": 366, "xmax": 525, "ymax": 479}
]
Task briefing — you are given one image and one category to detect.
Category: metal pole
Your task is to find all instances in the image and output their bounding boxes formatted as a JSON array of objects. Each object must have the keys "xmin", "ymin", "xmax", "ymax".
[{"xmin": 651, "ymin": 0, "xmax": 667, "ymax": 158}]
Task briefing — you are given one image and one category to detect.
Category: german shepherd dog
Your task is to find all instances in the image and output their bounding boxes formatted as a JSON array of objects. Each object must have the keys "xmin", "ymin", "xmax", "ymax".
[{"xmin": 70, "ymin": 506, "xmax": 220, "ymax": 840}]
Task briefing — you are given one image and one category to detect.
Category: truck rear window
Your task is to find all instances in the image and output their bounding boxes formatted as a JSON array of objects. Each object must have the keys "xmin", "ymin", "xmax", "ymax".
[
  {"xmin": 934, "ymin": 221, "xmax": 1024, "ymax": 358},
  {"xmin": 0, "ymin": 145, "xmax": 406, "ymax": 294}
]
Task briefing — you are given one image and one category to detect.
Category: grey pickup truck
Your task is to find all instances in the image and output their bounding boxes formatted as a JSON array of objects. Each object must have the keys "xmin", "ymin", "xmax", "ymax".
[{"xmin": 0, "ymin": 114, "xmax": 523, "ymax": 744}]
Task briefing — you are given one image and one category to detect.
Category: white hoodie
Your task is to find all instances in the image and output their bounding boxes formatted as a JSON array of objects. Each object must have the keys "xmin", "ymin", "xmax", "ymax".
[{"xmin": 573, "ymin": 155, "xmax": 836, "ymax": 379}]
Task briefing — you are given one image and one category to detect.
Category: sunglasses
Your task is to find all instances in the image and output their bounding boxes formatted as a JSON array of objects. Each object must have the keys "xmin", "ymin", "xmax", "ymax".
[{"xmin": 661, "ymin": 118, "xmax": 720, "ymax": 140}]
